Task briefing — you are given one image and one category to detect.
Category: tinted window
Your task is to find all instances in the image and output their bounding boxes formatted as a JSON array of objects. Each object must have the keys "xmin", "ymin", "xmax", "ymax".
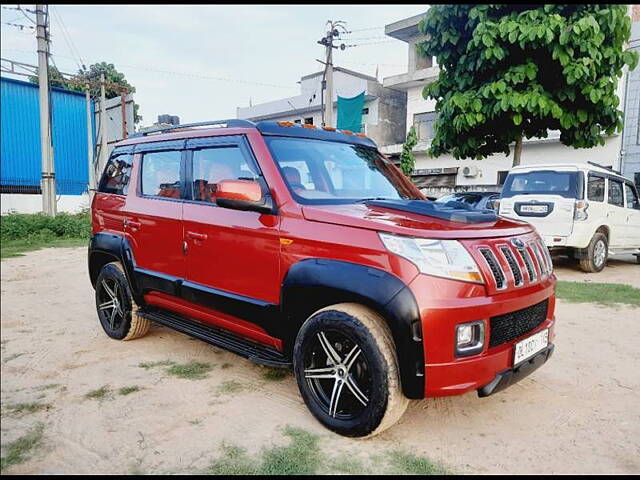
[
  {"xmin": 98, "ymin": 154, "xmax": 133, "ymax": 195},
  {"xmin": 191, "ymin": 146, "xmax": 260, "ymax": 203},
  {"xmin": 141, "ymin": 151, "xmax": 182, "ymax": 198},
  {"xmin": 266, "ymin": 137, "xmax": 421, "ymax": 204},
  {"xmin": 608, "ymin": 179, "xmax": 624, "ymax": 207},
  {"xmin": 625, "ymin": 183, "xmax": 640, "ymax": 210},
  {"xmin": 502, "ymin": 171, "xmax": 580, "ymax": 198},
  {"xmin": 587, "ymin": 175, "xmax": 605, "ymax": 202}
]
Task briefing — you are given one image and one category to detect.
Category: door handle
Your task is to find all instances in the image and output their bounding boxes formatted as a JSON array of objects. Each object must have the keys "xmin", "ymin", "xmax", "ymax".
[
  {"xmin": 186, "ymin": 231, "xmax": 208, "ymax": 241},
  {"xmin": 124, "ymin": 219, "xmax": 142, "ymax": 230}
]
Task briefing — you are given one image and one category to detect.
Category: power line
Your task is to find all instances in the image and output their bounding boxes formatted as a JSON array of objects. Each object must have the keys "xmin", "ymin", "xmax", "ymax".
[
  {"xmin": 50, "ymin": 5, "xmax": 85, "ymax": 69},
  {"xmin": 3, "ymin": 21, "xmax": 34, "ymax": 30}
]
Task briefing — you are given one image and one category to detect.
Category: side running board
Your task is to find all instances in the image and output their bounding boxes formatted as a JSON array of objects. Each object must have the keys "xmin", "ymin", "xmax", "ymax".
[{"xmin": 138, "ymin": 308, "xmax": 292, "ymax": 368}]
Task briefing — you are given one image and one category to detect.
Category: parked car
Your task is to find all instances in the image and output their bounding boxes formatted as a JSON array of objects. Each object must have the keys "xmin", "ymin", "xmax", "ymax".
[
  {"xmin": 435, "ymin": 191, "xmax": 501, "ymax": 211},
  {"xmin": 498, "ymin": 163, "xmax": 640, "ymax": 272},
  {"xmin": 89, "ymin": 120, "xmax": 557, "ymax": 438}
]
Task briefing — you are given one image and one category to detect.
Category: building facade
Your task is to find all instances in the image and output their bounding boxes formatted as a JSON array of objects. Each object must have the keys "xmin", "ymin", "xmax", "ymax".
[
  {"xmin": 382, "ymin": 12, "xmax": 637, "ymax": 196},
  {"xmin": 620, "ymin": 9, "xmax": 640, "ymax": 185},
  {"xmin": 237, "ymin": 67, "xmax": 407, "ymax": 147}
]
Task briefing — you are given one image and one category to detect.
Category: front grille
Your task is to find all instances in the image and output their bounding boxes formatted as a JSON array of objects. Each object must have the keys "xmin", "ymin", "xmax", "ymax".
[
  {"xmin": 517, "ymin": 246, "xmax": 537, "ymax": 282},
  {"xmin": 489, "ymin": 299, "xmax": 549, "ymax": 348}
]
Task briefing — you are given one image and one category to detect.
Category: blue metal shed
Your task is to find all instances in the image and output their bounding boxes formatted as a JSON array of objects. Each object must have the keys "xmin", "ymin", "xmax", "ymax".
[{"xmin": 1, "ymin": 77, "xmax": 95, "ymax": 195}]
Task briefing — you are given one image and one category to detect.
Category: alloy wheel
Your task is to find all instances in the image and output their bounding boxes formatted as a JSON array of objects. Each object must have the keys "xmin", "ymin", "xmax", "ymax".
[{"xmin": 98, "ymin": 277, "xmax": 125, "ymax": 331}]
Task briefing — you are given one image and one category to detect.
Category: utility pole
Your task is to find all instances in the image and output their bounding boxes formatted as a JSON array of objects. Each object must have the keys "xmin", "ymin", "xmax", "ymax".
[
  {"xmin": 318, "ymin": 20, "xmax": 348, "ymax": 128},
  {"xmin": 36, "ymin": 4, "xmax": 55, "ymax": 216},
  {"xmin": 99, "ymin": 73, "xmax": 109, "ymax": 173},
  {"xmin": 86, "ymin": 82, "xmax": 95, "ymax": 198}
]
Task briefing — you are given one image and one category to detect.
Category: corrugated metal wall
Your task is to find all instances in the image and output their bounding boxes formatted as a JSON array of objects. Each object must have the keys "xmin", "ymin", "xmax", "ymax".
[{"xmin": 1, "ymin": 77, "xmax": 95, "ymax": 195}]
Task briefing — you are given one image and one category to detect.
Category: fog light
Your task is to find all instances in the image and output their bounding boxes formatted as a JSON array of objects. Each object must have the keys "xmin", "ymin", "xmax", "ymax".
[{"xmin": 455, "ymin": 321, "xmax": 485, "ymax": 357}]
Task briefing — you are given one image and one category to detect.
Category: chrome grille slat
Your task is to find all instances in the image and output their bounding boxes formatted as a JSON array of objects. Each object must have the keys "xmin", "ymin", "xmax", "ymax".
[
  {"xmin": 516, "ymin": 246, "xmax": 537, "ymax": 283},
  {"xmin": 530, "ymin": 242, "xmax": 548, "ymax": 277},
  {"xmin": 538, "ymin": 239, "xmax": 554, "ymax": 274},
  {"xmin": 478, "ymin": 247, "xmax": 506, "ymax": 290},
  {"xmin": 499, "ymin": 246, "xmax": 523, "ymax": 287}
]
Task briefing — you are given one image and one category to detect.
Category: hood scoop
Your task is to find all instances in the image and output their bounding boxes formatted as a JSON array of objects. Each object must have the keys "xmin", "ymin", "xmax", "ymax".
[{"xmin": 366, "ymin": 199, "xmax": 498, "ymax": 224}]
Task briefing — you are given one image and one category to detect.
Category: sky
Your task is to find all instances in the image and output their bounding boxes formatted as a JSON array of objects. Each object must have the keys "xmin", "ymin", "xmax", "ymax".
[{"xmin": 1, "ymin": 4, "xmax": 429, "ymax": 126}]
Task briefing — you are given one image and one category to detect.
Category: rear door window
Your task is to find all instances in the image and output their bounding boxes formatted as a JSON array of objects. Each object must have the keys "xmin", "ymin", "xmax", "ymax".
[
  {"xmin": 587, "ymin": 174, "xmax": 605, "ymax": 202},
  {"xmin": 140, "ymin": 151, "xmax": 182, "ymax": 198},
  {"xmin": 98, "ymin": 154, "xmax": 133, "ymax": 195},
  {"xmin": 608, "ymin": 179, "xmax": 624, "ymax": 207},
  {"xmin": 625, "ymin": 183, "xmax": 640, "ymax": 210},
  {"xmin": 502, "ymin": 170, "xmax": 582, "ymax": 198}
]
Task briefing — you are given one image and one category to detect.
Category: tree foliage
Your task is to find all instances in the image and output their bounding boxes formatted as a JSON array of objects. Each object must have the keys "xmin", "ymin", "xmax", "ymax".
[
  {"xmin": 30, "ymin": 62, "xmax": 141, "ymax": 124},
  {"xmin": 417, "ymin": 5, "xmax": 639, "ymax": 163},
  {"xmin": 400, "ymin": 126, "xmax": 418, "ymax": 176}
]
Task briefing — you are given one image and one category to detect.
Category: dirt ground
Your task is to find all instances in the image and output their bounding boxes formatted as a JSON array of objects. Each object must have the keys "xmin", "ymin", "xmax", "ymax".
[{"xmin": 1, "ymin": 247, "xmax": 639, "ymax": 474}]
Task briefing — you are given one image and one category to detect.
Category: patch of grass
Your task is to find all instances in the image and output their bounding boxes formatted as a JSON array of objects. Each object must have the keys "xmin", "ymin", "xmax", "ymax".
[
  {"xmin": 259, "ymin": 426, "xmax": 321, "ymax": 475},
  {"xmin": 138, "ymin": 359, "xmax": 176, "ymax": 370},
  {"xmin": 207, "ymin": 444, "xmax": 259, "ymax": 475},
  {"xmin": 118, "ymin": 386, "xmax": 141, "ymax": 396},
  {"xmin": 0, "ymin": 423, "xmax": 45, "ymax": 471},
  {"xmin": 4, "ymin": 402, "xmax": 51, "ymax": 415},
  {"xmin": 166, "ymin": 361, "xmax": 213, "ymax": 380},
  {"xmin": 206, "ymin": 427, "xmax": 320, "ymax": 475},
  {"xmin": 84, "ymin": 386, "xmax": 111, "ymax": 400},
  {"xmin": 330, "ymin": 453, "xmax": 367, "ymax": 474},
  {"xmin": 216, "ymin": 380, "xmax": 245, "ymax": 395},
  {"xmin": 556, "ymin": 281, "xmax": 640, "ymax": 306},
  {"xmin": 221, "ymin": 363, "xmax": 233, "ymax": 370},
  {"xmin": 1, "ymin": 212, "xmax": 91, "ymax": 259},
  {"xmin": 33, "ymin": 383, "xmax": 61, "ymax": 392},
  {"xmin": 386, "ymin": 450, "xmax": 450, "ymax": 475},
  {"xmin": 260, "ymin": 367, "xmax": 290, "ymax": 381}
]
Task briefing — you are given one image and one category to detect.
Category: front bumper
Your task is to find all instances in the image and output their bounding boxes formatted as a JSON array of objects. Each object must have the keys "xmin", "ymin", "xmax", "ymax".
[{"xmin": 477, "ymin": 344, "xmax": 554, "ymax": 397}]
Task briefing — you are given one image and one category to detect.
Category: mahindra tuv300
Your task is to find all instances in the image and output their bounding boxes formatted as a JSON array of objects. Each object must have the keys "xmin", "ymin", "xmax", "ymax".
[{"xmin": 89, "ymin": 120, "xmax": 556, "ymax": 437}]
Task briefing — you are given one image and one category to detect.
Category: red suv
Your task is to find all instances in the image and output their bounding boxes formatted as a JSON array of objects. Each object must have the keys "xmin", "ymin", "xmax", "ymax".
[{"xmin": 89, "ymin": 120, "xmax": 556, "ymax": 437}]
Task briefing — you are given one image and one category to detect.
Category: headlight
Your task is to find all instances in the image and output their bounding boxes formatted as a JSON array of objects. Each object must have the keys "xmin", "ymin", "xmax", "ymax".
[{"xmin": 378, "ymin": 233, "xmax": 484, "ymax": 284}]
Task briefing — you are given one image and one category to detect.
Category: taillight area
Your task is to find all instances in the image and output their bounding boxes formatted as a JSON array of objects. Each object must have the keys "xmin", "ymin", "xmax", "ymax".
[{"xmin": 574, "ymin": 199, "xmax": 589, "ymax": 221}]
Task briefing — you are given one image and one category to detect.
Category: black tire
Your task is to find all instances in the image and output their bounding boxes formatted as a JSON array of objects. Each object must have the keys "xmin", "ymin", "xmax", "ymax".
[
  {"xmin": 579, "ymin": 232, "xmax": 608, "ymax": 273},
  {"xmin": 94, "ymin": 262, "xmax": 150, "ymax": 340},
  {"xmin": 293, "ymin": 303, "xmax": 408, "ymax": 438}
]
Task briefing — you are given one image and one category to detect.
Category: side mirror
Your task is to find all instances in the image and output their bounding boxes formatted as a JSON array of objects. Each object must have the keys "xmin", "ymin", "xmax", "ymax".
[{"xmin": 215, "ymin": 179, "xmax": 275, "ymax": 214}]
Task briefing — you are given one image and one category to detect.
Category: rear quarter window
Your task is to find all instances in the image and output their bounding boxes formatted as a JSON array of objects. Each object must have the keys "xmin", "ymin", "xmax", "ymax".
[
  {"xmin": 587, "ymin": 174, "xmax": 605, "ymax": 202},
  {"xmin": 608, "ymin": 179, "xmax": 624, "ymax": 207},
  {"xmin": 98, "ymin": 154, "xmax": 133, "ymax": 195}
]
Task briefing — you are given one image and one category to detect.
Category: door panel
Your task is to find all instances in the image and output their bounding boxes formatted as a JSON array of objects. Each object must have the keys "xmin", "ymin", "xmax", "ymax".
[
  {"xmin": 124, "ymin": 150, "xmax": 185, "ymax": 284},
  {"xmin": 624, "ymin": 183, "xmax": 640, "ymax": 247},
  {"xmin": 183, "ymin": 138, "xmax": 281, "ymax": 309},
  {"xmin": 606, "ymin": 178, "xmax": 626, "ymax": 248}
]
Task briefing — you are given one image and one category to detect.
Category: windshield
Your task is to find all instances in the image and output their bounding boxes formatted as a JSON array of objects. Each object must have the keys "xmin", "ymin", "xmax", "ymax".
[
  {"xmin": 502, "ymin": 170, "xmax": 583, "ymax": 199},
  {"xmin": 265, "ymin": 136, "xmax": 423, "ymax": 204},
  {"xmin": 435, "ymin": 193, "xmax": 483, "ymax": 205}
]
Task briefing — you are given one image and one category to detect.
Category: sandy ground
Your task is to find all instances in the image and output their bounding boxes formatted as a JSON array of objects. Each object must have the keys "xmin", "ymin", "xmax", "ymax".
[{"xmin": 1, "ymin": 247, "xmax": 639, "ymax": 475}]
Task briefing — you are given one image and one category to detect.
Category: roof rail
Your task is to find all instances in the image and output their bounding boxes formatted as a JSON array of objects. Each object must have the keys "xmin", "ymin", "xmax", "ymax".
[
  {"xmin": 130, "ymin": 119, "xmax": 255, "ymax": 138},
  {"xmin": 587, "ymin": 161, "xmax": 621, "ymax": 175}
]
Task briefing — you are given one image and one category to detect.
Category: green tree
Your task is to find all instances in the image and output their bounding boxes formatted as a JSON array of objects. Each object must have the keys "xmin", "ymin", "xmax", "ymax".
[
  {"xmin": 30, "ymin": 62, "xmax": 142, "ymax": 124},
  {"xmin": 417, "ymin": 5, "xmax": 639, "ymax": 166},
  {"xmin": 400, "ymin": 125, "xmax": 418, "ymax": 176}
]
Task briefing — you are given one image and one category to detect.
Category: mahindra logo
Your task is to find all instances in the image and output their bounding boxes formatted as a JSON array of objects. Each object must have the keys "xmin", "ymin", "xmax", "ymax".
[{"xmin": 511, "ymin": 238, "xmax": 525, "ymax": 249}]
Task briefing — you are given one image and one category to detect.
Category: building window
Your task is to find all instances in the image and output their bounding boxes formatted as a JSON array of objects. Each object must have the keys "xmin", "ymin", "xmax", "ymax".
[
  {"xmin": 304, "ymin": 117, "xmax": 313, "ymax": 125},
  {"xmin": 362, "ymin": 107, "xmax": 369, "ymax": 115},
  {"xmin": 416, "ymin": 52, "xmax": 431, "ymax": 70},
  {"xmin": 414, "ymin": 112, "xmax": 438, "ymax": 141},
  {"xmin": 497, "ymin": 171, "xmax": 509, "ymax": 186}
]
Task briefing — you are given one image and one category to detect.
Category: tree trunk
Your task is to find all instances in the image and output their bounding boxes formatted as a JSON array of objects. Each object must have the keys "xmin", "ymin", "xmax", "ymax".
[{"xmin": 512, "ymin": 135, "xmax": 523, "ymax": 167}]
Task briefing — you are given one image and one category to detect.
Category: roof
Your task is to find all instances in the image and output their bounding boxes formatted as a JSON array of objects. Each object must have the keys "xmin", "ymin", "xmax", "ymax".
[
  {"xmin": 118, "ymin": 120, "xmax": 377, "ymax": 148},
  {"xmin": 510, "ymin": 162, "xmax": 624, "ymax": 177},
  {"xmin": 1, "ymin": 75, "xmax": 88, "ymax": 98},
  {"xmin": 385, "ymin": 13, "xmax": 427, "ymax": 42},
  {"xmin": 300, "ymin": 66, "xmax": 378, "ymax": 83}
]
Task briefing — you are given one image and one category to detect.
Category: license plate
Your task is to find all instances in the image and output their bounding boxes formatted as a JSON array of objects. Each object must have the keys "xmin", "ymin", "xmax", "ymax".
[
  {"xmin": 521, "ymin": 205, "xmax": 548, "ymax": 213},
  {"xmin": 513, "ymin": 328, "xmax": 549, "ymax": 366}
]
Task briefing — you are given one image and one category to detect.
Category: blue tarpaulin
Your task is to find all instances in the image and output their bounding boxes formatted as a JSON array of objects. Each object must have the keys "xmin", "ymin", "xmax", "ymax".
[{"xmin": 337, "ymin": 91, "xmax": 365, "ymax": 132}]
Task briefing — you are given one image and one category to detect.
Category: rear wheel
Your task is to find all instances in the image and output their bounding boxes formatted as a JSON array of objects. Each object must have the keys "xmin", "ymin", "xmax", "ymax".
[
  {"xmin": 293, "ymin": 303, "xmax": 408, "ymax": 438},
  {"xmin": 95, "ymin": 262, "xmax": 150, "ymax": 340},
  {"xmin": 579, "ymin": 232, "xmax": 608, "ymax": 273}
]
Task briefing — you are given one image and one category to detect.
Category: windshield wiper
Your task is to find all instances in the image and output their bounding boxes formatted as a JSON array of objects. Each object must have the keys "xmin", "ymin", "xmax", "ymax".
[{"xmin": 355, "ymin": 197, "xmax": 392, "ymax": 203}]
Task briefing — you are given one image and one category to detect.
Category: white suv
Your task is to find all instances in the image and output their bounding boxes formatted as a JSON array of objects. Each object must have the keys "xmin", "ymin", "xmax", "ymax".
[{"xmin": 498, "ymin": 163, "xmax": 640, "ymax": 272}]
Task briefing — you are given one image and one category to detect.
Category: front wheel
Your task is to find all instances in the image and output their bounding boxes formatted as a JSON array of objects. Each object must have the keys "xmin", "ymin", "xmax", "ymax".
[{"xmin": 293, "ymin": 303, "xmax": 409, "ymax": 438}]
